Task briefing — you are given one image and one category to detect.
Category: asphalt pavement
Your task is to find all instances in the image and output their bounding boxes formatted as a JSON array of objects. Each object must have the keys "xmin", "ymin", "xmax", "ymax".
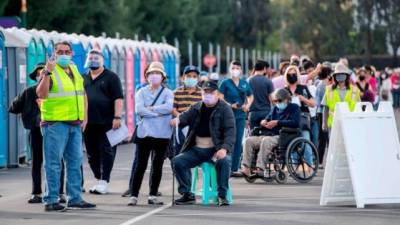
[{"xmin": 0, "ymin": 143, "xmax": 399, "ymax": 225}]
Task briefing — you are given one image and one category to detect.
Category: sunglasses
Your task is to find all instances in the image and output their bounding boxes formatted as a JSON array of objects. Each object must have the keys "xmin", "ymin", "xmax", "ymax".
[
  {"xmin": 287, "ymin": 73, "xmax": 297, "ymax": 77},
  {"xmin": 273, "ymin": 99, "xmax": 284, "ymax": 103}
]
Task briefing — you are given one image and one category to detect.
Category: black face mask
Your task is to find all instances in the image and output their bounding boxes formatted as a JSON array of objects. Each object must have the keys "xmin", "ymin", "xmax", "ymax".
[
  {"xmin": 359, "ymin": 75, "xmax": 366, "ymax": 81},
  {"xmin": 287, "ymin": 75, "xmax": 298, "ymax": 84}
]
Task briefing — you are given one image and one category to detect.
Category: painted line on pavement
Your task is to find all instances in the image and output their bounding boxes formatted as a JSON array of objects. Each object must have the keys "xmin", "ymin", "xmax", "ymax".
[{"xmin": 118, "ymin": 202, "xmax": 172, "ymax": 225}]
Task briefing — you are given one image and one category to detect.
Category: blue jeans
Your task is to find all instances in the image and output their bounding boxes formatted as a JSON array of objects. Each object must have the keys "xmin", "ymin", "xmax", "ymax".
[
  {"xmin": 231, "ymin": 118, "xmax": 246, "ymax": 172},
  {"xmin": 173, "ymin": 147, "xmax": 231, "ymax": 198},
  {"xmin": 42, "ymin": 122, "xmax": 83, "ymax": 204},
  {"xmin": 302, "ymin": 130, "xmax": 313, "ymax": 165},
  {"xmin": 249, "ymin": 111, "xmax": 269, "ymax": 129},
  {"xmin": 310, "ymin": 117, "xmax": 319, "ymax": 150}
]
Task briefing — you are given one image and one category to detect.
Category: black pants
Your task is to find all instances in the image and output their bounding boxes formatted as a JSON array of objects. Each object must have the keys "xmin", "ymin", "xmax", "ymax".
[
  {"xmin": 84, "ymin": 124, "xmax": 117, "ymax": 182},
  {"xmin": 30, "ymin": 127, "xmax": 84, "ymax": 194},
  {"xmin": 130, "ymin": 137, "xmax": 169, "ymax": 197},
  {"xmin": 317, "ymin": 113, "xmax": 329, "ymax": 164}
]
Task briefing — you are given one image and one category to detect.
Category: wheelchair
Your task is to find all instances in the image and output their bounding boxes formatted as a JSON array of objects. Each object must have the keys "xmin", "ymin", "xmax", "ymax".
[{"xmin": 244, "ymin": 127, "xmax": 319, "ymax": 184}]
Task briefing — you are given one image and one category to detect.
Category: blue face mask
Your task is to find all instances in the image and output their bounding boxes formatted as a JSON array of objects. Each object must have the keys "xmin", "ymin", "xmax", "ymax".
[
  {"xmin": 184, "ymin": 78, "xmax": 198, "ymax": 88},
  {"xmin": 88, "ymin": 60, "xmax": 101, "ymax": 70},
  {"xmin": 276, "ymin": 102, "xmax": 288, "ymax": 110},
  {"xmin": 56, "ymin": 55, "xmax": 72, "ymax": 68}
]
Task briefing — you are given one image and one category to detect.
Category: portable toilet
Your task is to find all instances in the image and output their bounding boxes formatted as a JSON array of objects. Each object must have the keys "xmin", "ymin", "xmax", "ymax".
[
  {"xmin": 139, "ymin": 47, "xmax": 148, "ymax": 85},
  {"xmin": 26, "ymin": 29, "xmax": 46, "ymax": 86},
  {"xmin": 0, "ymin": 29, "xmax": 7, "ymax": 167},
  {"xmin": 134, "ymin": 47, "xmax": 141, "ymax": 90},
  {"xmin": 3, "ymin": 28, "xmax": 32, "ymax": 166},
  {"xmin": 124, "ymin": 44, "xmax": 135, "ymax": 139},
  {"xmin": 70, "ymin": 36, "xmax": 86, "ymax": 74}
]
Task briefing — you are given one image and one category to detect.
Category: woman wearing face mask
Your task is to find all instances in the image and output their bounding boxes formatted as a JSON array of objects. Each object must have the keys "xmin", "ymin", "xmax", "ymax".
[
  {"xmin": 321, "ymin": 63, "xmax": 360, "ymax": 133},
  {"xmin": 284, "ymin": 65, "xmax": 315, "ymax": 166},
  {"xmin": 355, "ymin": 68, "xmax": 375, "ymax": 103},
  {"xmin": 219, "ymin": 61, "xmax": 253, "ymax": 177},
  {"xmin": 83, "ymin": 49, "xmax": 124, "ymax": 195},
  {"xmin": 128, "ymin": 62, "xmax": 174, "ymax": 206}
]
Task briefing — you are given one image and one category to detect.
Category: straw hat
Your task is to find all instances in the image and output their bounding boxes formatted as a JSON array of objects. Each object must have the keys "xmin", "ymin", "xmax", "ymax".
[
  {"xmin": 145, "ymin": 61, "xmax": 166, "ymax": 78},
  {"xmin": 332, "ymin": 63, "xmax": 351, "ymax": 76}
]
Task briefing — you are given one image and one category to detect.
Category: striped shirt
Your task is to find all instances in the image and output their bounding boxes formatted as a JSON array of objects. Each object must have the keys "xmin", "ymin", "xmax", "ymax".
[{"xmin": 173, "ymin": 86, "xmax": 202, "ymax": 113}]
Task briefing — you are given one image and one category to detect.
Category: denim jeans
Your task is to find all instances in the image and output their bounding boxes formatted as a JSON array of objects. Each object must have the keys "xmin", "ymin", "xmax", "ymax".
[
  {"xmin": 231, "ymin": 118, "xmax": 246, "ymax": 172},
  {"xmin": 249, "ymin": 111, "xmax": 269, "ymax": 129},
  {"xmin": 302, "ymin": 130, "xmax": 313, "ymax": 165},
  {"xmin": 173, "ymin": 147, "xmax": 231, "ymax": 198},
  {"xmin": 42, "ymin": 122, "xmax": 83, "ymax": 204},
  {"xmin": 310, "ymin": 117, "xmax": 319, "ymax": 150}
]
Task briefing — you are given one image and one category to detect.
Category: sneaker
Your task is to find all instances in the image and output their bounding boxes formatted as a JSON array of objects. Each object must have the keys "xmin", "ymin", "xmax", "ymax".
[
  {"xmin": 217, "ymin": 197, "xmax": 230, "ymax": 206},
  {"xmin": 28, "ymin": 195, "xmax": 42, "ymax": 204},
  {"xmin": 174, "ymin": 193, "xmax": 195, "ymax": 205},
  {"xmin": 156, "ymin": 191, "xmax": 162, "ymax": 197},
  {"xmin": 59, "ymin": 194, "xmax": 66, "ymax": 204},
  {"xmin": 67, "ymin": 200, "xmax": 96, "ymax": 209},
  {"xmin": 127, "ymin": 196, "xmax": 138, "ymax": 206},
  {"xmin": 45, "ymin": 203, "xmax": 67, "ymax": 212},
  {"xmin": 96, "ymin": 180, "xmax": 108, "ymax": 194},
  {"xmin": 148, "ymin": 196, "xmax": 163, "ymax": 205},
  {"xmin": 121, "ymin": 189, "xmax": 131, "ymax": 197}
]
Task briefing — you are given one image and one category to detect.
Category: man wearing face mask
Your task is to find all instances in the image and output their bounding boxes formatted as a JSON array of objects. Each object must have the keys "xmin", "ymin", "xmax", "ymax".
[
  {"xmin": 241, "ymin": 88, "xmax": 301, "ymax": 177},
  {"xmin": 219, "ymin": 61, "xmax": 253, "ymax": 177},
  {"xmin": 36, "ymin": 41, "xmax": 95, "ymax": 211},
  {"xmin": 171, "ymin": 81, "xmax": 236, "ymax": 206},
  {"xmin": 321, "ymin": 63, "xmax": 360, "ymax": 133},
  {"xmin": 170, "ymin": 66, "xmax": 202, "ymax": 159},
  {"xmin": 82, "ymin": 50, "xmax": 124, "ymax": 195}
]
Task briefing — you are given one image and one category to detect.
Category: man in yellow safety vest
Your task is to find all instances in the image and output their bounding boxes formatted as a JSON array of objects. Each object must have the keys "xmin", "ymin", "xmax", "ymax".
[{"xmin": 36, "ymin": 41, "xmax": 96, "ymax": 212}]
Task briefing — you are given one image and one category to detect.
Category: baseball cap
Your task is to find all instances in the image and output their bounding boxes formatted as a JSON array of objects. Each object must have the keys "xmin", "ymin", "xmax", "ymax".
[
  {"xmin": 183, "ymin": 65, "xmax": 200, "ymax": 75},
  {"xmin": 201, "ymin": 80, "xmax": 218, "ymax": 91}
]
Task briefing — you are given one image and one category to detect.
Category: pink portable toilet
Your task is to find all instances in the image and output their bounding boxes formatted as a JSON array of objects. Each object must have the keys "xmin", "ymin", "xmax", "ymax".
[
  {"xmin": 152, "ymin": 48, "xmax": 160, "ymax": 62},
  {"xmin": 139, "ymin": 47, "xmax": 147, "ymax": 85},
  {"xmin": 125, "ymin": 46, "xmax": 135, "ymax": 138}
]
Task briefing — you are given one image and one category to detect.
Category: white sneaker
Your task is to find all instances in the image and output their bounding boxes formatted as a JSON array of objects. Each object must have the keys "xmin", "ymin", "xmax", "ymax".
[
  {"xmin": 128, "ymin": 196, "xmax": 138, "ymax": 206},
  {"xmin": 96, "ymin": 180, "xmax": 108, "ymax": 194}
]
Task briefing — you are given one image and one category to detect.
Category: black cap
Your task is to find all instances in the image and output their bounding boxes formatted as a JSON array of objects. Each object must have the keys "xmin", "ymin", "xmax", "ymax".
[
  {"xmin": 201, "ymin": 80, "xmax": 218, "ymax": 91},
  {"xmin": 29, "ymin": 63, "xmax": 45, "ymax": 81}
]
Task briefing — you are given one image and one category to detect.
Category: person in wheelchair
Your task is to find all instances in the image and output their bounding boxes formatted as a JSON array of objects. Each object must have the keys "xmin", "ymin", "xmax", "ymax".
[{"xmin": 241, "ymin": 88, "xmax": 301, "ymax": 177}]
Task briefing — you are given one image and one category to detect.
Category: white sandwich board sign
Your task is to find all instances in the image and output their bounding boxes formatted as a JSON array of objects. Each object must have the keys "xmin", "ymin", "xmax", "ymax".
[{"xmin": 320, "ymin": 102, "xmax": 400, "ymax": 208}]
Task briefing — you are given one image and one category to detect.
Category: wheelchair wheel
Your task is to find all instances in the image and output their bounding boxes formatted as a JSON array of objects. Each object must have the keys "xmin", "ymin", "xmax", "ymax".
[
  {"xmin": 275, "ymin": 171, "xmax": 287, "ymax": 184},
  {"xmin": 285, "ymin": 137, "xmax": 319, "ymax": 183}
]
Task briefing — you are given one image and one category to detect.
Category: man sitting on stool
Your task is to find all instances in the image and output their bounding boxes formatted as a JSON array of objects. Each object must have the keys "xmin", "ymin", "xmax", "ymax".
[{"xmin": 170, "ymin": 81, "xmax": 236, "ymax": 206}]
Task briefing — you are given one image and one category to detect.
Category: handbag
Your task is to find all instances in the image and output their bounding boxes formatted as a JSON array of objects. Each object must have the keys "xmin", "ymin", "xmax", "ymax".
[
  {"xmin": 132, "ymin": 86, "xmax": 165, "ymax": 144},
  {"xmin": 250, "ymin": 126, "xmax": 275, "ymax": 137}
]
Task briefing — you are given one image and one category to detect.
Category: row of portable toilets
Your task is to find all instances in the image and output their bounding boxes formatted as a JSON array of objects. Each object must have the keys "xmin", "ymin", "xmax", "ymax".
[{"xmin": 0, "ymin": 27, "xmax": 180, "ymax": 168}]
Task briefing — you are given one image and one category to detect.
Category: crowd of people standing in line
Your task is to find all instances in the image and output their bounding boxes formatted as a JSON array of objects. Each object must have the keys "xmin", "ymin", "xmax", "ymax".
[{"xmin": 8, "ymin": 40, "xmax": 400, "ymax": 211}]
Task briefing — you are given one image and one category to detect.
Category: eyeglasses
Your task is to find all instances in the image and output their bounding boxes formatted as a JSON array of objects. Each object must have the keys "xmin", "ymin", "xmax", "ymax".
[{"xmin": 56, "ymin": 50, "xmax": 72, "ymax": 55}]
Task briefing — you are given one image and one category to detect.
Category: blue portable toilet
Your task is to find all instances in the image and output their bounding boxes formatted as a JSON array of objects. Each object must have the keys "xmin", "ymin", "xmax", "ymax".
[
  {"xmin": 3, "ymin": 28, "xmax": 32, "ymax": 167},
  {"xmin": 134, "ymin": 47, "xmax": 141, "ymax": 90},
  {"xmin": 71, "ymin": 39, "xmax": 86, "ymax": 74},
  {"xmin": 0, "ymin": 29, "xmax": 7, "ymax": 167}
]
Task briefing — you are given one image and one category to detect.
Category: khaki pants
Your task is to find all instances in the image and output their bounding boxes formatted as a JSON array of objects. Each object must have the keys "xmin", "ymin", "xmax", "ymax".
[{"xmin": 242, "ymin": 135, "xmax": 279, "ymax": 169}]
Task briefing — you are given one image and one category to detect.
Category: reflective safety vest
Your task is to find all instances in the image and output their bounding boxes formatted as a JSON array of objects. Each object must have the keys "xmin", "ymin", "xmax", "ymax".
[
  {"xmin": 325, "ymin": 85, "xmax": 360, "ymax": 128},
  {"xmin": 40, "ymin": 64, "xmax": 85, "ymax": 121}
]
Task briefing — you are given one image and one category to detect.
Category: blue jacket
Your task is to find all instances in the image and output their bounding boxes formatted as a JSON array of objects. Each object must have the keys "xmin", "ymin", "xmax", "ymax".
[{"xmin": 265, "ymin": 103, "xmax": 301, "ymax": 135}]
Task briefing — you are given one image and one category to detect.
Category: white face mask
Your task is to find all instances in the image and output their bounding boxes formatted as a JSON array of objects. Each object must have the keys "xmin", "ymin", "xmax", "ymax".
[{"xmin": 231, "ymin": 69, "xmax": 242, "ymax": 78}]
